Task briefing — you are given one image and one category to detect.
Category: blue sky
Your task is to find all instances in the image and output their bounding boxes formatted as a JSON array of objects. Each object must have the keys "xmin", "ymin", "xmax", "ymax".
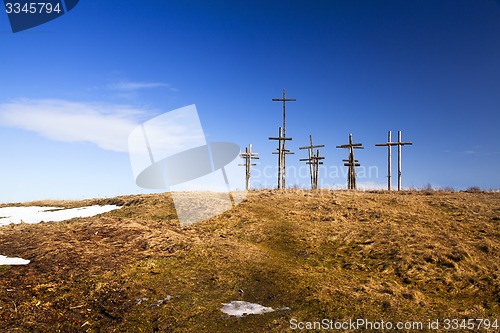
[{"xmin": 0, "ymin": 0, "xmax": 499, "ymax": 202}]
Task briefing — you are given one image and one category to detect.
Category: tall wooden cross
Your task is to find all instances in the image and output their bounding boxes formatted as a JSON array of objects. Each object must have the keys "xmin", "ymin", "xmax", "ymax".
[
  {"xmin": 299, "ymin": 135, "xmax": 325, "ymax": 190},
  {"xmin": 272, "ymin": 89, "xmax": 296, "ymax": 188},
  {"xmin": 269, "ymin": 127, "xmax": 293, "ymax": 189},
  {"xmin": 375, "ymin": 130, "xmax": 412, "ymax": 191},
  {"xmin": 336, "ymin": 134, "xmax": 364, "ymax": 190},
  {"xmin": 272, "ymin": 88, "xmax": 296, "ymax": 138},
  {"xmin": 239, "ymin": 144, "xmax": 259, "ymax": 191}
]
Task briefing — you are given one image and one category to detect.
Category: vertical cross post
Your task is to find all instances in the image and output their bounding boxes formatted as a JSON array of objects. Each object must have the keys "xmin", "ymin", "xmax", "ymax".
[
  {"xmin": 311, "ymin": 149, "xmax": 325, "ymax": 190},
  {"xmin": 388, "ymin": 131, "xmax": 392, "ymax": 190},
  {"xmin": 272, "ymin": 88, "xmax": 296, "ymax": 139},
  {"xmin": 398, "ymin": 132, "xmax": 402, "ymax": 191},
  {"xmin": 239, "ymin": 144, "xmax": 259, "ymax": 190},
  {"xmin": 397, "ymin": 131, "xmax": 412, "ymax": 191},
  {"xmin": 272, "ymin": 89, "xmax": 296, "ymax": 188},
  {"xmin": 336, "ymin": 134, "xmax": 364, "ymax": 190},
  {"xmin": 301, "ymin": 135, "xmax": 314, "ymax": 187},
  {"xmin": 375, "ymin": 131, "xmax": 393, "ymax": 190},
  {"xmin": 269, "ymin": 127, "xmax": 293, "ymax": 189}
]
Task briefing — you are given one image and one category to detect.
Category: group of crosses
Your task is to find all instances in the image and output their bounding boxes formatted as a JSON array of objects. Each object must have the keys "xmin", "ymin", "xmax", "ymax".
[{"xmin": 239, "ymin": 89, "xmax": 412, "ymax": 191}]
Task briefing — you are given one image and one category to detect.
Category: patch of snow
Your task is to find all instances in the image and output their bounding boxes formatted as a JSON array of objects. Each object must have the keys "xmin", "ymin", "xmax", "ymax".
[
  {"xmin": 221, "ymin": 301, "xmax": 275, "ymax": 317},
  {"xmin": 275, "ymin": 306, "xmax": 291, "ymax": 311},
  {"xmin": 0, "ymin": 255, "xmax": 30, "ymax": 265},
  {"xmin": 0, "ymin": 205, "xmax": 121, "ymax": 265},
  {"xmin": 149, "ymin": 296, "xmax": 172, "ymax": 307},
  {"xmin": 135, "ymin": 297, "xmax": 149, "ymax": 305},
  {"xmin": 134, "ymin": 296, "xmax": 172, "ymax": 307},
  {"xmin": 0, "ymin": 205, "xmax": 121, "ymax": 226}
]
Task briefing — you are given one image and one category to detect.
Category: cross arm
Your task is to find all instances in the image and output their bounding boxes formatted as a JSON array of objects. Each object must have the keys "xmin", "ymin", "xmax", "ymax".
[
  {"xmin": 269, "ymin": 137, "xmax": 292, "ymax": 140},
  {"xmin": 299, "ymin": 144, "xmax": 325, "ymax": 150}
]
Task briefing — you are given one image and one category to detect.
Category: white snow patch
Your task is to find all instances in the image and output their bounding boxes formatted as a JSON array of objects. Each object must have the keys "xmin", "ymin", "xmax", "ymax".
[
  {"xmin": 221, "ymin": 301, "xmax": 275, "ymax": 317},
  {"xmin": 0, "ymin": 205, "xmax": 121, "ymax": 226},
  {"xmin": 0, "ymin": 205, "xmax": 121, "ymax": 265},
  {"xmin": 0, "ymin": 255, "xmax": 30, "ymax": 265}
]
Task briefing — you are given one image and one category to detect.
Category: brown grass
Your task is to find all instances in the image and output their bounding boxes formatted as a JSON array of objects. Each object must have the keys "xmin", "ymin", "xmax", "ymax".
[{"xmin": 0, "ymin": 190, "xmax": 499, "ymax": 332}]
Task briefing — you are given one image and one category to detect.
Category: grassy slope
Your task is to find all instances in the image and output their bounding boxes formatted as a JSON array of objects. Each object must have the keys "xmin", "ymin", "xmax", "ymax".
[{"xmin": 0, "ymin": 190, "xmax": 499, "ymax": 332}]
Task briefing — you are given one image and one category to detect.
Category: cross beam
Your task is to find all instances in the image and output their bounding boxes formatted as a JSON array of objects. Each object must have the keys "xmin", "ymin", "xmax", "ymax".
[{"xmin": 239, "ymin": 144, "xmax": 259, "ymax": 191}]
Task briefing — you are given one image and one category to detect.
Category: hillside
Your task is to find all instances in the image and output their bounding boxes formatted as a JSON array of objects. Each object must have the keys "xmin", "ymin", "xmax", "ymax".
[{"xmin": 0, "ymin": 190, "xmax": 499, "ymax": 332}]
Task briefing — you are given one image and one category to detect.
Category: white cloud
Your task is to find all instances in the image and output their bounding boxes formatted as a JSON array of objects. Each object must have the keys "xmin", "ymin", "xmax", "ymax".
[
  {"xmin": 107, "ymin": 80, "xmax": 177, "ymax": 92},
  {"xmin": 0, "ymin": 100, "xmax": 208, "ymax": 160},
  {"xmin": 0, "ymin": 99, "xmax": 148, "ymax": 152}
]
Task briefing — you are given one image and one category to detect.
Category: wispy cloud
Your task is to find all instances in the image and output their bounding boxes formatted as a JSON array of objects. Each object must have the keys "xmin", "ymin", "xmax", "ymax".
[
  {"xmin": 107, "ymin": 80, "xmax": 178, "ymax": 92},
  {"xmin": 0, "ymin": 99, "xmax": 207, "ymax": 159},
  {"xmin": 0, "ymin": 99, "xmax": 148, "ymax": 152},
  {"xmin": 444, "ymin": 149, "xmax": 498, "ymax": 157}
]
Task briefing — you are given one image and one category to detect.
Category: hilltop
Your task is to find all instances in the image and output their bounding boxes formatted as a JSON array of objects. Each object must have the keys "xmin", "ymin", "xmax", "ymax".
[{"xmin": 0, "ymin": 190, "xmax": 499, "ymax": 332}]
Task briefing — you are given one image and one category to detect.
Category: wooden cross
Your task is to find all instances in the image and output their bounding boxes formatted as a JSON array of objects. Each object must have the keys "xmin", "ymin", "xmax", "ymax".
[
  {"xmin": 375, "ymin": 130, "xmax": 412, "ymax": 191},
  {"xmin": 239, "ymin": 144, "xmax": 259, "ymax": 191},
  {"xmin": 336, "ymin": 134, "xmax": 364, "ymax": 190},
  {"xmin": 272, "ymin": 88, "xmax": 296, "ymax": 139},
  {"xmin": 272, "ymin": 89, "xmax": 296, "ymax": 188},
  {"xmin": 269, "ymin": 127, "xmax": 293, "ymax": 189},
  {"xmin": 299, "ymin": 135, "xmax": 325, "ymax": 190}
]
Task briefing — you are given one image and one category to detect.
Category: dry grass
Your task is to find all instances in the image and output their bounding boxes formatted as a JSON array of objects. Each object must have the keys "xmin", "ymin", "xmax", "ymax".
[{"xmin": 0, "ymin": 190, "xmax": 499, "ymax": 332}]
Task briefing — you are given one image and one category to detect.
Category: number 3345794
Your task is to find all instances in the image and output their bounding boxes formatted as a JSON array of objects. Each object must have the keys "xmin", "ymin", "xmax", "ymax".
[{"xmin": 5, "ymin": 2, "xmax": 62, "ymax": 14}]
